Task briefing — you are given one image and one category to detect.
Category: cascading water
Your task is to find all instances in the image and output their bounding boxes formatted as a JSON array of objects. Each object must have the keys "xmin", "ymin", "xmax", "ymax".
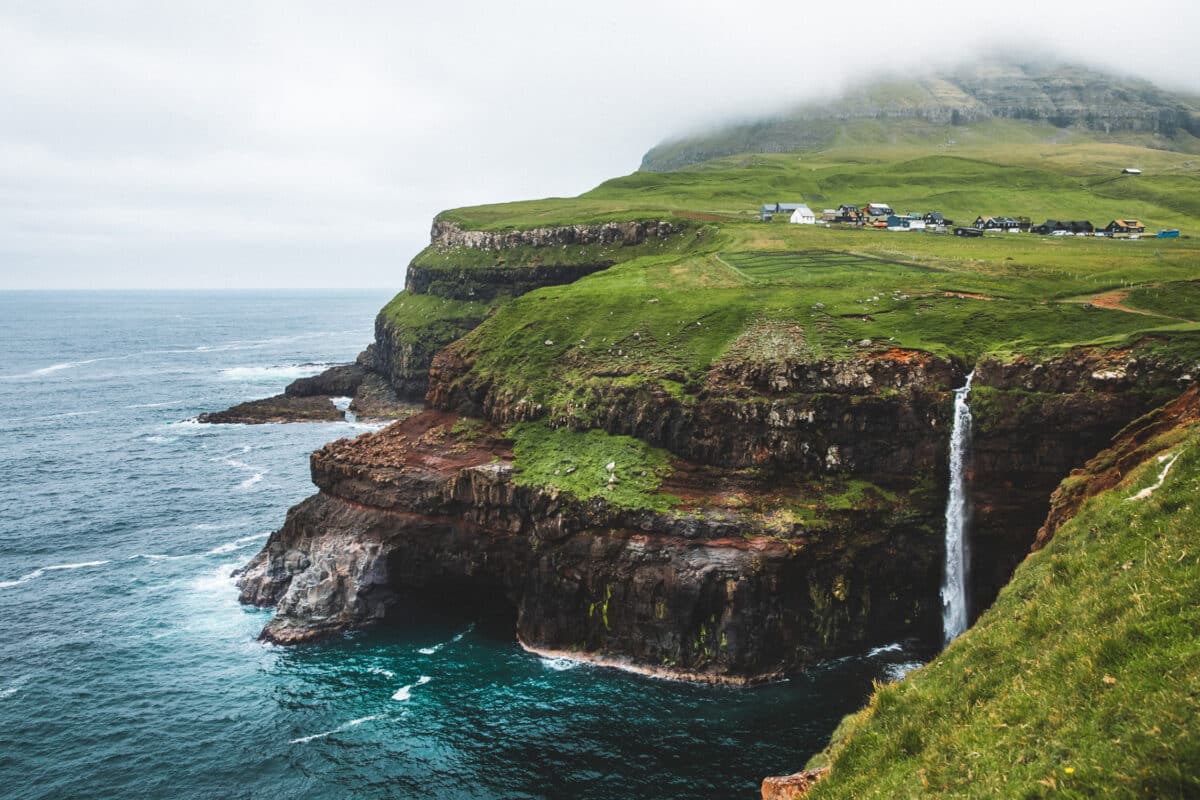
[{"xmin": 941, "ymin": 370, "xmax": 975, "ymax": 646}]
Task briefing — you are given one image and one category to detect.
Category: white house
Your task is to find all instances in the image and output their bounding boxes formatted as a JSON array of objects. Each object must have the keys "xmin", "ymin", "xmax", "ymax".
[{"xmin": 789, "ymin": 205, "xmax": 816, "ymax": 224}]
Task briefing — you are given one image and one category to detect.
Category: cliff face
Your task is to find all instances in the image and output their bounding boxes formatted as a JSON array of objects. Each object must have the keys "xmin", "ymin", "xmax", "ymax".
[
  {"xmin": 368, "ymin": 219, "xmax": 685, "ymax": 401},
  {"xmin": 238, "ymin": 410, "xmax": 942, "ymax": 683},
  {"xmin": 238, "ymin": 323, "xmax": 1192, "ymax": 681}
]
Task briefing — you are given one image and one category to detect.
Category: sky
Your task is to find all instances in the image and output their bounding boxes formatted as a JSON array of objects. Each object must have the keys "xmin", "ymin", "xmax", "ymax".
[{"xmin": 2, "ymin": 1, "xmax": 1199, "ymax": 289}]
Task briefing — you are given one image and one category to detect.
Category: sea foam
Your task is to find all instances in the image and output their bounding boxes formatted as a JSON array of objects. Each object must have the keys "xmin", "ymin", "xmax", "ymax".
[{"xmin": 392, "ymin": 676, "xmax": 432, "ymax": 701}]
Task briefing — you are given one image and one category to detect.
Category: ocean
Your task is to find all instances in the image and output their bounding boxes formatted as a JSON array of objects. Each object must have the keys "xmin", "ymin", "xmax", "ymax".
[{"xmin": 0, "ymin": 290, "xmax": 921, "ymax": 799}]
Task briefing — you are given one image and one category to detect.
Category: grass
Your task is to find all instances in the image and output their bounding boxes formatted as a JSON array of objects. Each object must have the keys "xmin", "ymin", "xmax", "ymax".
[
  {"xmin": 509, "ymin": 422, "xmax": 676, "ymax": 511},
  {"xmin": 803, "ymin": 418, "xmax": 1200, "ymax": 798},
  {"xmin": 435, "ymin": 143, "xmax": 1200, "ymax": 233}
]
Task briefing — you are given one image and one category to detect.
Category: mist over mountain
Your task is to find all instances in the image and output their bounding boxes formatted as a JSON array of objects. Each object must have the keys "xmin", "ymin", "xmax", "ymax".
[{"xmin": 641, "ymin": 57, "xmax": 1200, "ymax": 172}]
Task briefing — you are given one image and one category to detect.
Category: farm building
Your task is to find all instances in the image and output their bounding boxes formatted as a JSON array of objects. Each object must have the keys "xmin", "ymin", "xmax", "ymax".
[
  {"xmin": 822, "ymin": 209, "xmax": 838, "ymax": 222},
  {"xmin": 924, "ymin": 211, "xmax": 947, "ymax": 225},
  {"xmin": 886, "ymin": 215, "xmax": 925, "ymax": 231},
  {"xmin": 1123, "ymin": 168, "xmax": 1142, "ymax": 175},
  {"xmin": 789, "ymin": 205, "xmax": 816, "ymax": 224},
  {"xmin": 863, "ymin": 203, "xmax": 893, "ymax": 219},
  {"xmin": 1105, "ymin": 219, "xmax": 1145, "ymax": 234},
  {"xmin": 836, "ymin": 204, "xmax": 864, "ymax": 223},
  {"xmin": 1158, "ymin": 229, "xmax": 1180, "ymax": 238},
  {"xmin": 953, "ymin": 226, "xmax": 983, "ymax": 237},
  {"xmin": 974, "ymin": 215, "xmax": 1022, "ymax": 231},
  {"xmin": 760, "ymin": 202, "xmax": 808, "ymax": 222}
]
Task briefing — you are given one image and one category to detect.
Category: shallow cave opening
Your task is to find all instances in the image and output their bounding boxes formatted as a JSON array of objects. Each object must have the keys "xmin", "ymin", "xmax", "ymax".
[{"xmin": 379, "ymin": 572, "xmax": 519, "ymax": 643}]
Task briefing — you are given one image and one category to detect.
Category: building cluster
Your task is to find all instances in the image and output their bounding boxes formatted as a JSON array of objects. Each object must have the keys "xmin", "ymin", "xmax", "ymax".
[{"xmin": 759, "ymin": 201, "xmax": 1177, "ymax": 239}]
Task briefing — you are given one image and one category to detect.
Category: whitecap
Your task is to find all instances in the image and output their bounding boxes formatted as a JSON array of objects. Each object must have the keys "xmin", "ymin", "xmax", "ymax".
[
  {"xmin": 0, "ymin": 687, "xmax": 18, "ymax": 700},
  {"xmin": 331, "ymin": 396, "xmax": 352, "ymax": 411},
  {"xmin": 0, "ymin": 559, "xmax": 109, "ymax": 589},
  {"xmin": 540, "ymin": 657, "xmax": 582, "ymax": 672},
  {"xmin": 0, "ymin": 569, "xmax": 44, "ymax": 589},
  {"xmin": 218, "ymin": 363, "xmax": 336, "ymax": 382},
  {"xmin": 289, "ymin": 713, "xmax": 386, "ymax": 744},
  {"xmin": 368, "ymin": 668, "xmax": 396, "ymax": 679},
  {"xmin": 127, "ymin": 400, "xmax": 187, "ymax": 409},
  {"xmin": 238, "ymin": 473, "xmax": 264, "ymax": 489},
  {"xmin": 392, "ymin": 676, "xmax": 432, "ymax": 701},
  {"xmin": 206, "ymin": 535, "xmax": 265, "ymax": 556},
  {"xmin": 866, "ymin": 643, "xmax": 903, "ymax": 657},
  {"xmin": 418, "ymin": 623, "xmax": 475, "ymax": 654},
  {"xmin": 45, "ymin": 560, "xmax": 110, "ymax": 571}
]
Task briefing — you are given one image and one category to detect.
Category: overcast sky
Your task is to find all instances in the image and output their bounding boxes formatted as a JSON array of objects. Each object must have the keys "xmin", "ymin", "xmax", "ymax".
[{"xmin": 2, "ymin": 1, "xmax": 1198, "ymax": 289}]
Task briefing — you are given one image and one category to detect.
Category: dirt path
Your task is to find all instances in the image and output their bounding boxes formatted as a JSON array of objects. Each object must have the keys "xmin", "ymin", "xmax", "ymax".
[{"xmin": 1080, "ymin": 289, "xmax": 1163, "ymax": 317}]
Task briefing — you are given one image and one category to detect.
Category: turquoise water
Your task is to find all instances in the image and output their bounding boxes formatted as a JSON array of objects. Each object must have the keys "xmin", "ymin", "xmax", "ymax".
[{"xmin": 0, "ymin": 291, "xmax": 922, "ymax": 799}]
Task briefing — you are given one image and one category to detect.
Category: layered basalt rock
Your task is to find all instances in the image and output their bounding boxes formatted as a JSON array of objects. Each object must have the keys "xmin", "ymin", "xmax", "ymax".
[
  {"xmin": 238, "ymin": 411, "xmax": 942, "ymax": 683},
  {"xmin": 429, "ymin": 220, "xmax": 678, "ymax": 251},
  {"xmin": 428, "ymin": 345, "xmax": 964, "ymax": 478}
]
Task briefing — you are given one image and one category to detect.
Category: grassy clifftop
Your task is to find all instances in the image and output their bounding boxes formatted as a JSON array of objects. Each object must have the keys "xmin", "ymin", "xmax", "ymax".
[{"xmin": 802, "ymin": 390, "xmax": 1200, "ymax": 798}]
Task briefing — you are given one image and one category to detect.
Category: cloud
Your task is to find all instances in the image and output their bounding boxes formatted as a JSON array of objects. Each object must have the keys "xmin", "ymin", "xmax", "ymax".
[{"xmin": 0, "ymin": 1, "xmax": 1197, "ymax": 288}]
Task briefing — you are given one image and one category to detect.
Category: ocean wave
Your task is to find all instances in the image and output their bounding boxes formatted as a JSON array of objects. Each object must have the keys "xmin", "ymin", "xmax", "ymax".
[
  {"xmin": 540, "ymin": 657, "xmax": 582, "ymax": 672},
  {"xmin": 127, "ymin": 400, "xmax": 188, "ymax": 409},
  {"xmin": 417, "ymin": 623, "xmax": 475, "ymax": 655},
  {"xmin": 217, "ymin": 362, "xmax": 337, "ymax": 381},
  {"xmin": 0, "ymin": 559, "xmax": 111, "ymax": 589},
  {"xmin": 290, "ymin": 713, "xmax": 386, "ymax": 744},
  {"xmin": 368, "ymin": 667, "xmax": 396, "ymax": 679},
  {"xmin": 392, "ymin": 676, "xmax": 432, "ymax": 701},
  {"xmin": 206, "ymin": 534, "xmax": 265, "ymax": 555}
]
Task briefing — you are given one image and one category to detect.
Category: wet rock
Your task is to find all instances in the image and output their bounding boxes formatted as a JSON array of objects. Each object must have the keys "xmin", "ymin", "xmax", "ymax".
[
  {"xmin": 285, "ymin": 363, "xmax": 366, "ymax": 397},
  {"xmin": 197, "ymin": 394, "xmax": 344, "ymax": 424}
]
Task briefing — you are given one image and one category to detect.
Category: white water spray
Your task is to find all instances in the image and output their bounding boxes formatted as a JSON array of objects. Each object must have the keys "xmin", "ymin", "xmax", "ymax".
[{"xmin": 941, "ymin": 371, "xmax": 974, "ymax": 646}]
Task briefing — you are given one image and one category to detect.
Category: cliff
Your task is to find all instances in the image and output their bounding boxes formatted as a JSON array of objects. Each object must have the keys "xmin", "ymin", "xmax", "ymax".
[{"xmin": 788, "ymin": 383, "xmax": 1200, "ymax": 798}]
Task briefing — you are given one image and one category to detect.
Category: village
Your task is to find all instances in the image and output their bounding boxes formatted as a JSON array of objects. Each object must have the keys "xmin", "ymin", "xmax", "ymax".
[{"xmin": 758, "ymin": 200, "xmax": 1181, "ymax": 240}]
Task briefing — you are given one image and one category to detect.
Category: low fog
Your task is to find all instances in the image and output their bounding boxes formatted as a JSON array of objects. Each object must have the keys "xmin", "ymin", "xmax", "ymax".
[{"xmin": 2, "ymin": 1, "xmax": 1198, "ymax": 288}]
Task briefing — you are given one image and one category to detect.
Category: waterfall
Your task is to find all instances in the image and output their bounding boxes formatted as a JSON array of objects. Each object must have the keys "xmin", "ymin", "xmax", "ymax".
[{"xmin": 941, "ymin": 371, "xmax": 975, "ymax": 646}]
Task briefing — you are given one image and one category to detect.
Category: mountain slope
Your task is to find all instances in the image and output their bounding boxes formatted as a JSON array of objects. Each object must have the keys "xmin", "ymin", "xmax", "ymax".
[{"xmin": 642, "ymin": 58, "xmax": 1200, "ymax": 172}]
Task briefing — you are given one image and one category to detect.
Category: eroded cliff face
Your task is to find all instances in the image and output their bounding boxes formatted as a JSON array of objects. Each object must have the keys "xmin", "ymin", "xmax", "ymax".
[
  {"xmin": 965, "ymin": 346, "xmax": 1192, "ymax": 614},
  {"xmin": 238, "ymin": 411, "xmax": 942, "ymax": 683}
]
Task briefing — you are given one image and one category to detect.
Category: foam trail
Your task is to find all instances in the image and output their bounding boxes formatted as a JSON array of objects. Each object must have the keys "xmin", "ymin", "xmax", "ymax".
[
  {"xmin": 392, "ymin": 676, "xmax": 432, "ymax": 701},
  {"xmin": 418, "ymin": 623, "xmax": 475, "ymax": 654},
  {"xmin": 1, "ymin": 560, "xmax": 110, "ymax": 589},
  {"xmin": 290, "ymin": 714, "xmax": 385, "ymax": 744},
  {"xmin": 0, "ymin": 569, "xmax": 43, "ymax": 589},
  {"xmin": 368, "ymin": 668, "xmax": 396, "ymax": 679},
  {"xmin": 46, "ymin": 560, "xmax": 110, "ymax": 571}
]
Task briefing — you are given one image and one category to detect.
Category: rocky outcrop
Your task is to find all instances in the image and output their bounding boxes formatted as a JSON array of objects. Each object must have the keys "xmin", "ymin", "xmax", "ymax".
[
  {"xmin": 238, "ymin": 411, "xmax": 942, "ymax": 683},
  {"xmin": 429, "ymin": 220, "xmax": 678, "ymax": 252},
  {"xmin": 200, "ymin": 361, "xmax": 416, "ymax": 425},
  {"xmin": 198, "ymin": 394, "xmax": 345, "ymax": 424},
  {"xmin": 761, "ymin": 768, "xmax": 828, "ymax": 800},
  {"xmin": 285, "ymin": 363, "xmax": 367, "ymax": 398}
]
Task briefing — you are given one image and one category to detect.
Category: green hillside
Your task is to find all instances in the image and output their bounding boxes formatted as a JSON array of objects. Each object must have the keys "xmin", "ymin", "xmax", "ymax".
[{"xmin": 803, "ymin": 396, "xmax": 1200, "ymax": 798}]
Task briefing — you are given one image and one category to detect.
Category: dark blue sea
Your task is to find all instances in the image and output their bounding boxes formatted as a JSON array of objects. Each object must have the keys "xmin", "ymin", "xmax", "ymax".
[{"xmin": 0, "ymin": 291, "xmax": 920, "ymax": 799}]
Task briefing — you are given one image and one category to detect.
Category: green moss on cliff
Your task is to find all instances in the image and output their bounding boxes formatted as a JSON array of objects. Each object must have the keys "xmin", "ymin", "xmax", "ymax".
[
  {"xmin": 509, "ymin": 422, "xmax": 677, "ymax": 512},
  {"xmin": 804, "ymin": 420, "xmax": 1200, "ymax": 798}
]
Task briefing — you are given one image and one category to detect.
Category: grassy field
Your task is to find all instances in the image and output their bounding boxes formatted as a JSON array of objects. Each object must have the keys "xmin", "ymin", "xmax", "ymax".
[
  {"xmin": 435, "ymin": 138, "xmax": 1200, "ymax": 232},
  {"xmin": 803, "ymin": 412, "xmax": 1200, "ymax": 798}
]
